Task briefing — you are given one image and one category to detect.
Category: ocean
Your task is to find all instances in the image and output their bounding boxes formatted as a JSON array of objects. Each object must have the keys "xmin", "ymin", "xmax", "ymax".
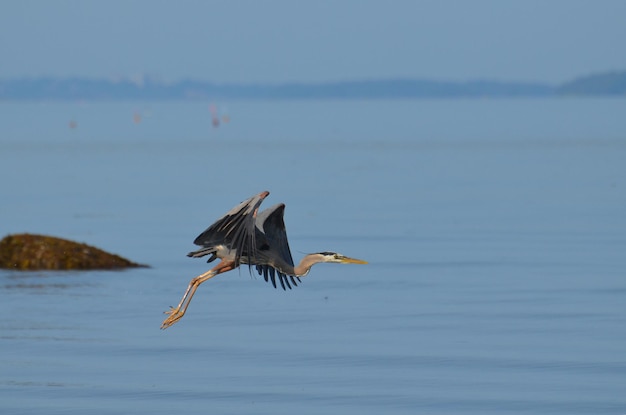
[{"xmin": 1, "ymin": 98, "xmax": 625, "ymax": 414}]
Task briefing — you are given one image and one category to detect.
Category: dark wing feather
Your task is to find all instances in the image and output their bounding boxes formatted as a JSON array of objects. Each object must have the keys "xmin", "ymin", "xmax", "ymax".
[
  {"xmin": 268, "ymin": 267, "xmax": 277, "ymax": 288},
  {"xmin": 187, "ymin": 192, "xmax": 268, "ymax": 266},
  {"xmin": 253, "ymin": 204, "xmax": 303, "ymax": 290},
  {"xmin": 255, "ymin": 264, "xmax": 299, "ymax": 290},
  {"xmin": 255, "ymin": 203, "xmax": 294, "ymax": 267},
  {"xmin": 279, "ymin": 272, "xmax": 292, "ymax": 290},
  {"xmin": 277, "ymin": 272, "xmax": 287, "ymax": 290}
]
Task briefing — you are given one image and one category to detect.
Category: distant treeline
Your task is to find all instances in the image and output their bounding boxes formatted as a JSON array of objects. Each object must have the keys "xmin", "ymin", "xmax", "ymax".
[
  {"xmin": 555, "ymin": 71, "xmax": 626, "ymax": 96},
  {"xmin": 1, "ymin": 71, "xmax": 625, "ymax": 100}
]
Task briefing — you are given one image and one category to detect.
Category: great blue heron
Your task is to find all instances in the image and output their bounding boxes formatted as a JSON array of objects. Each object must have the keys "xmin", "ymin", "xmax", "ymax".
[{"xmin": 161, "ymin": 190, "xmax": 367, "ymax": 329}]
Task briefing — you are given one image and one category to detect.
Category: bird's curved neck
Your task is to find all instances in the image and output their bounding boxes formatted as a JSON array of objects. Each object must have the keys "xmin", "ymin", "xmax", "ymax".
[{"xmin": 292, "ymin": 254, "xmax": 325, "ymax": 277}]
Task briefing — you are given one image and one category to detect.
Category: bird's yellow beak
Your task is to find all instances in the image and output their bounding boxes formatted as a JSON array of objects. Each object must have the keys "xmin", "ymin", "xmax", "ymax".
[{"xmin": 340, "ymin": 256, "xmax": 368, "ymax": 265}]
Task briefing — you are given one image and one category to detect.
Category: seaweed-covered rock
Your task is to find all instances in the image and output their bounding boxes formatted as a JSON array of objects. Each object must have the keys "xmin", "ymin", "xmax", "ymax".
[{"xmin": 0, "ymin": 233, "xmax": 147, "ymax": 270}]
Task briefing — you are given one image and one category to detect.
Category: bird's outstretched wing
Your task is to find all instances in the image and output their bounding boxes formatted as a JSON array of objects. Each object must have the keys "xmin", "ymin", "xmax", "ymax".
[
  {"xmin": 256, "ymin": 203, "xmax": 294, "ymax": 267},
  {"xmin": 254, "ymin": 203, "xmax": 301, "ymax": 290},
  {"xmin": 188, "ymin": 191, "xmax": 269, "ymax": 266}
]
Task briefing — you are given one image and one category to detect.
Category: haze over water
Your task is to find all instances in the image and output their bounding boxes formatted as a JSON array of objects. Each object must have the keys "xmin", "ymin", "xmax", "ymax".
[{"xmin": 1, "ymin": 98, "xmax": 625, "ymax": 414}]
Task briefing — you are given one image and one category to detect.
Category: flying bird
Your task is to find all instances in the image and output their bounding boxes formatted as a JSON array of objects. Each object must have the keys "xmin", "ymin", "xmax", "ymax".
[{"xmin": 161, "ymin": 190, "xmax": 367, "ymax": 329}]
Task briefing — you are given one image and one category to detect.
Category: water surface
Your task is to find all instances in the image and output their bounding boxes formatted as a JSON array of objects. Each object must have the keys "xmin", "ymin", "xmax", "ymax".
[{"xmin": 1, "ymin": 99, "xmax": 625, "ymax": 414}]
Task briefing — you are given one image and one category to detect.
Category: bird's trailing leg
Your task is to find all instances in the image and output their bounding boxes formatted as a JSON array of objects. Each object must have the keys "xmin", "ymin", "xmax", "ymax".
[{"xmin": 161, "ymin": 260, "xmax": 235, "ymax": 329}]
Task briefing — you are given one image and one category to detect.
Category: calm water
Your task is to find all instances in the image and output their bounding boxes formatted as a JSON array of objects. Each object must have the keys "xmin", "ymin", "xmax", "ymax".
[{"xmin": 1, "ymin": 99, "xmax": 625, "ymax": 414}]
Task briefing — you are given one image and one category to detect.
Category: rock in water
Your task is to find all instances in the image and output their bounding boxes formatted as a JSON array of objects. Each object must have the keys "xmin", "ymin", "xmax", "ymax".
[{"xmin": 0, "ymin": 233, "xmax": 147, "ymax": 270}]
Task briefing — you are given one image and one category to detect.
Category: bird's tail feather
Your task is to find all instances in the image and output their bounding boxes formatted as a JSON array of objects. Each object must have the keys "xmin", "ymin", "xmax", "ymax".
[{"xmin": 187, "ymin": 247, "xmax": 217, "ymax": 263}]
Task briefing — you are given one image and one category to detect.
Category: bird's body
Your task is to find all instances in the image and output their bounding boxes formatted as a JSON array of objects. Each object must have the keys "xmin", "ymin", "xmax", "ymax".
[{"xmin": 161, "ymin": 191, "xmax": 367, "ymax": 329}]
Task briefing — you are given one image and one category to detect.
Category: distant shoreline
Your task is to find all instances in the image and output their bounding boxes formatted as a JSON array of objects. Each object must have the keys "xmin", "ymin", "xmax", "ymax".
[{"xmin": 1, "ymin": 70, "xmax": 625, "ymax": 100}]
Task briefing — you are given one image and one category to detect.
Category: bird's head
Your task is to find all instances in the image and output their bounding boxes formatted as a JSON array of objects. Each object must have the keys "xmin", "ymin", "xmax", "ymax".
[
  {"xmin": 295, "ymin": 251, "xmax": 368, "ymax": 276},
  {"xmin": 315, "ymin": 251, "xmax": 368, "ymax": 265}
]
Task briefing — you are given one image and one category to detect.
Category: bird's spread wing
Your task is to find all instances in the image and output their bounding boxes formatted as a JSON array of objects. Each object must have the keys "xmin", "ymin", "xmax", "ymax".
[
  {"xmin": 254, "ymin": 203, "xmax": 301, "ymax": 290},
  {"xmin": 256, "ymin": 203, "xmax": 295, "ymax": 267},
  {"xmin": 189, "ymin": 191, "xmax": 268, "ymax": 266}
]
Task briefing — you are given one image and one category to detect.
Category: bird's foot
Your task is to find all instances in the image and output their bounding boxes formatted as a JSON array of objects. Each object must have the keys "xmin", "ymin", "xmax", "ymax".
[{"xmin": 161, "ymin": 307, "xmax": 184, "ymax": 329}]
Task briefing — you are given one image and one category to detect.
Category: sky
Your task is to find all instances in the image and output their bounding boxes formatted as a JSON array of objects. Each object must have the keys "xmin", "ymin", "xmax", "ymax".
[{"xmin": 1, "ymin": 0, "xmax": 626, "ymax": 85}]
